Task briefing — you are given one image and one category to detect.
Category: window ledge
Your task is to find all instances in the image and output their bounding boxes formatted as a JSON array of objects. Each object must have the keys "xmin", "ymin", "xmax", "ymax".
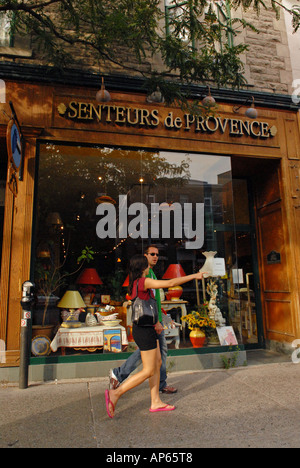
[{"xmin": 0, "ymin": 47, "xmax": 33, "ymax": 58}]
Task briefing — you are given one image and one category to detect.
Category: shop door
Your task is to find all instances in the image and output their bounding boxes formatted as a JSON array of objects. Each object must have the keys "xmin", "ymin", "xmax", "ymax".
[
  {"xmin": 222, "ymin": 177, "xmax": 264, "ymax": 348},
  {"xmin": 231, "ymin": 157, "xmax": 292, "ymax": 349},
  {"xmin": 253, "ymin": 160, "xmax": 295, "ymax": 346}
]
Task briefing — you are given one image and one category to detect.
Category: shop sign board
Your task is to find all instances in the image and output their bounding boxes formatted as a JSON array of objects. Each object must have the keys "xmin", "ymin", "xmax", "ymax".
[
  {"xmin": 7, "ymin": 119, "xmax": 22, "ymax": 171},
  {"xmin": 56, "ymin": 99, "xmax": 278, "ymax": 141}
]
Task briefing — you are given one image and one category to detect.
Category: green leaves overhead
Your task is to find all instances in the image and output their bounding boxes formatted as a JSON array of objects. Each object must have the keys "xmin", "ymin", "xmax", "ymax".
[{"xmin": 0, "ymin": 0, "xmax": 299, "ymax": 104}]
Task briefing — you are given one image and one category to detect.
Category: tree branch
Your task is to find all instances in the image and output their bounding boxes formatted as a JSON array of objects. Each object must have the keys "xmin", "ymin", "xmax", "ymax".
[{"xmin": 0, "ymin": 0, "xmax": 62, "ymax": 12}]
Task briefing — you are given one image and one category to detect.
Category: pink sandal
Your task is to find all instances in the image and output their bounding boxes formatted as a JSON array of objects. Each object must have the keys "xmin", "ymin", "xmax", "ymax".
[
  {"xmin": 105, "ymin": 389, "xmax": 115, "ymax": 419},
  {"xmin": 149, "ymin": 404, "xmax": 176, "ymax": 413}
]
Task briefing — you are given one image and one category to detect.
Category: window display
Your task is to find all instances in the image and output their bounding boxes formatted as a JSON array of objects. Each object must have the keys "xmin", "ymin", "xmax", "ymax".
[{"xmin": 33, "ymin": 142, "xmax": 259, "ymax": 357}]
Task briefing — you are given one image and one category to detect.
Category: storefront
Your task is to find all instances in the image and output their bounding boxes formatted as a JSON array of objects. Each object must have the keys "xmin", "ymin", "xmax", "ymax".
[{"xmin": 1, "ymin": 75, "xmax": 300, "ymax": 376}]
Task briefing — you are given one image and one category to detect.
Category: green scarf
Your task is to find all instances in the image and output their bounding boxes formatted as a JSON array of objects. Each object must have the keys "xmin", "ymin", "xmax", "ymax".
[{"xmin": 147, "ymin": 268, "xmax": 162, "ymax": 322}]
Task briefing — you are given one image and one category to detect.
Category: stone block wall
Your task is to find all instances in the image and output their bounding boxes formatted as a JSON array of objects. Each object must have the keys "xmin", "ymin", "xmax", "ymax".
[
  {"xmin": 238, "ymin": 5, "xmax": 293, "ymax": 94},
  {"xmin": 0, "ymin": 0, "xmax": 294, "ymax": 95}
]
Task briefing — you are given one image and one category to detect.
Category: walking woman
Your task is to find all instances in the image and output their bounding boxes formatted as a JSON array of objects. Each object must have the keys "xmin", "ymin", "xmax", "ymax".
[{"xmin": 105, "ymin": 254, "xmax": 206, "ymax": 418}]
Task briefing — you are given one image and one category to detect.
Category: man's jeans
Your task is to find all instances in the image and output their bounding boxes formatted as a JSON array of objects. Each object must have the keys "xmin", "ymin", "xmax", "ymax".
[{"xmin": 113, "ymin": 327, "xmax": 168, "ymax": 391}]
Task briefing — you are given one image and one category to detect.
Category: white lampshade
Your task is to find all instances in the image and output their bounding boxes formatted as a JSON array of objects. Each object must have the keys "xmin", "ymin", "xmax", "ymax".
[{"xmin": 199, "ymin": 251, "xmax": 217, "ymax": 278}]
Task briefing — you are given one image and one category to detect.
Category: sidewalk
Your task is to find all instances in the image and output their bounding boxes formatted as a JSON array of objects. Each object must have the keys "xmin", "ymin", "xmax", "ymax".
[{"xmin": 1, "ymin": 354, "xmax": 300, "ymax": 448}]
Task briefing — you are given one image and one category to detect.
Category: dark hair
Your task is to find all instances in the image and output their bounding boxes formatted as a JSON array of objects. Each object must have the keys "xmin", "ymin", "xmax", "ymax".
[
  {"xmin": 128, "ymin": 254, "xmax": 148, "ymax": 295},
  {"xmin": 144, "ymin": 244, "xmax": 159, "ymax": 254}
]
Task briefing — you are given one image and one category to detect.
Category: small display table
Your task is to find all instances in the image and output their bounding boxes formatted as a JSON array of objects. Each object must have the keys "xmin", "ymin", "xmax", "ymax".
[
  {"xmin": 50, "ymin": 325, "xmax": 128, "ymax": 355},
  {"xmin": 161, "ymin": 300, "xmax": 188, "ymax": 342}
]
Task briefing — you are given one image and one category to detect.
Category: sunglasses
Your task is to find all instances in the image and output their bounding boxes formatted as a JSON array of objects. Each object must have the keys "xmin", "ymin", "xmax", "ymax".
[{"xmin": 148, "ymin": 253, "xmax": 159, "ymax": 257}]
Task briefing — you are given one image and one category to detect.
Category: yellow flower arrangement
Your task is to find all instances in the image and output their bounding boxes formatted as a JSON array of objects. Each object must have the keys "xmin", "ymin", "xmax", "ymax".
[{"xmin": 181, "ymin": 305, "xmax": 216, "ymax": 335}]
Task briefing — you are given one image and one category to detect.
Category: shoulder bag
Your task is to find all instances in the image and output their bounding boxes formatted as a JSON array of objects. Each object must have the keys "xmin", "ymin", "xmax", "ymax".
[{"xmin": 131, "ymin": 279, "xmax": 158, "ymax": 325}]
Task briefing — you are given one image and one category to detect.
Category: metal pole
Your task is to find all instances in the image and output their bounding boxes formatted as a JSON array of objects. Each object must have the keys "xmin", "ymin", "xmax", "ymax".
[{"xmin": 19, "ymin": 281, "xmax": 35, "ymax": 389}]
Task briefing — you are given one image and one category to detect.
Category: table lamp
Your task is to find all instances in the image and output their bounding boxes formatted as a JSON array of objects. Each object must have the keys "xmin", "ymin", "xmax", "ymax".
[
  {"xmin": 162, "ymin": 264, "xmax": 186, "ymax": 301},
  {"xmin": 76, "ymin": 268, "xmax": 103, "ymax": 304},
  {"xmin": 122, "ymin": 274, "xmax": 132, "ymax": 301},
  {"xmin": 122, "ymin": 275, "xmax": 129, "ymax": 287},
  {"xmin": 58, "ymin": 289, "xmax": 86, "ymax": 328},
  {"xmin": 76, "ymin": 268, "xmax": 103, "ymax": 286}
]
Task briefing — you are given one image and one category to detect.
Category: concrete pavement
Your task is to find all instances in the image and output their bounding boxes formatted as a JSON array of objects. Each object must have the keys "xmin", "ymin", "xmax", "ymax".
[{"xmin": 1, "ymin": 354, "xmax": 300, "ymax": 448}]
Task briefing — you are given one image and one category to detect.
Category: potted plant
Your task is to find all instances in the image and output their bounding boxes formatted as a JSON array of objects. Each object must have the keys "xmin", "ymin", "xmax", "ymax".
[
  {"xmin": 107, "ymin": 269, "xmax": 125, "ymax": 305},
  {"xmin": 181, "ymin": 304, "xmax": 217, "ymax": 348},
  {"xmin": 33, "ymin": 246, "xmax": 94, "ymax": 338}
]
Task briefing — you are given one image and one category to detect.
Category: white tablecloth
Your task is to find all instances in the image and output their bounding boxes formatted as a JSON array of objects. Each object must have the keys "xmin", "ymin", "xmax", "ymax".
[{"xmin": 50, "ymin": 325, "xmax": 128, "ymax": 352}]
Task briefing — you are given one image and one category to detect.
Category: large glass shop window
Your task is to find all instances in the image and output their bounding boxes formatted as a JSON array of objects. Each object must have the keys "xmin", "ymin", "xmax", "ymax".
[{"xmin": 33, "ymin": 143, "xmax": 254, "ymax": 357}]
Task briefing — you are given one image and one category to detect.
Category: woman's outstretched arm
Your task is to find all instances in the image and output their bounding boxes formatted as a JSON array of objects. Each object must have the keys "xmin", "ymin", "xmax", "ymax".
[{"xmin": 144, "ymin": 271, "xmax": 207, "ymax": 290}]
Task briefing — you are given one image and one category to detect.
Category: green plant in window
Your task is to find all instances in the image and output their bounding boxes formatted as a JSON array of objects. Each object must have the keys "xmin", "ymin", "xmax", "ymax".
[
  {"xmin": 106, "ymin": 269, "xmax": 126, "ymax": 303},
  {"xmin": 35, "ymin": 246, "xmax": 94, "ymax": 327}
]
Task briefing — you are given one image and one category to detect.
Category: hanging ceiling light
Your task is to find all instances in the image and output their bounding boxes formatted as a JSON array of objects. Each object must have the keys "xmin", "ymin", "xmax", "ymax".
[
  {"xmin": 245, "ymin": 96, "xmax": 258, "ymax": 119},
  {"xmin": 233, "ymin": 96, "xmax": 258, "ymax": 119},
  {"xmin": 201, "ymin": 86, "xmax": 216, "ymax": 106},
  {"xmin": 96, "ymin": 77, "xmax": 111, "ymax": 103}
]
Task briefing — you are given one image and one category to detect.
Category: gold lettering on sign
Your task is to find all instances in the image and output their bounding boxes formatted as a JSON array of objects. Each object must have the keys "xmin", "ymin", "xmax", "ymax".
[
  {"xmin": 250, "ymin": 121, "xmax": 261, "ymax": 137},
  {"xmin": 218, "ymin": 118, "xmax": 229, "ymax": 134},
  {"xmin": 240, "ymin": 120, "xmax": 250, "ymax": 136},
  {"xmin": 185, "ymin": 114, "xmax": 195, "ymax": 130},
  {"xmin": 261, "ymin": 122, "xmax": 270, "ymax": 138},
  {"xmin": 127, "ymin": 107, "xmax": 139, "ymax": 125},
  {"xmin": 102, "ymin": 105, "xmax": 115, "ymax": 122},
  {"xmin": 151, "ymin": 109, "xmax": 160, "ymax": 127},
  {"xmin": 230, "ymin": 119, "xmax": 241, "ymax": 135},
  {"xmin": 195, "ymin": 117, "xmax": 206, "ymax": 132},
  {"xmin": 68, "ymin": 101, "xmax": 78, "ymax": 119},
  {"xmin": 56, "ymin": 101, "xmax": 277, "ymax": 139},
  {"xmin": 140, "ymin": 109, "xmax": 152, "ymax": 126},
  {"xmin": 206, "ymin": 117, "xmax": 219, "ymax": 132},
  {"xmin": 115, "ymin": 106, "xmax": 126, "ymax": 123}
]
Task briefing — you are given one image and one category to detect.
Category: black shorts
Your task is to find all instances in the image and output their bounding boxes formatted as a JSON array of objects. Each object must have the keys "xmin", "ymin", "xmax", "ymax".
[{"xmin": 132, "ymin": 323, "xmax": 159, "ymax": 351}]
